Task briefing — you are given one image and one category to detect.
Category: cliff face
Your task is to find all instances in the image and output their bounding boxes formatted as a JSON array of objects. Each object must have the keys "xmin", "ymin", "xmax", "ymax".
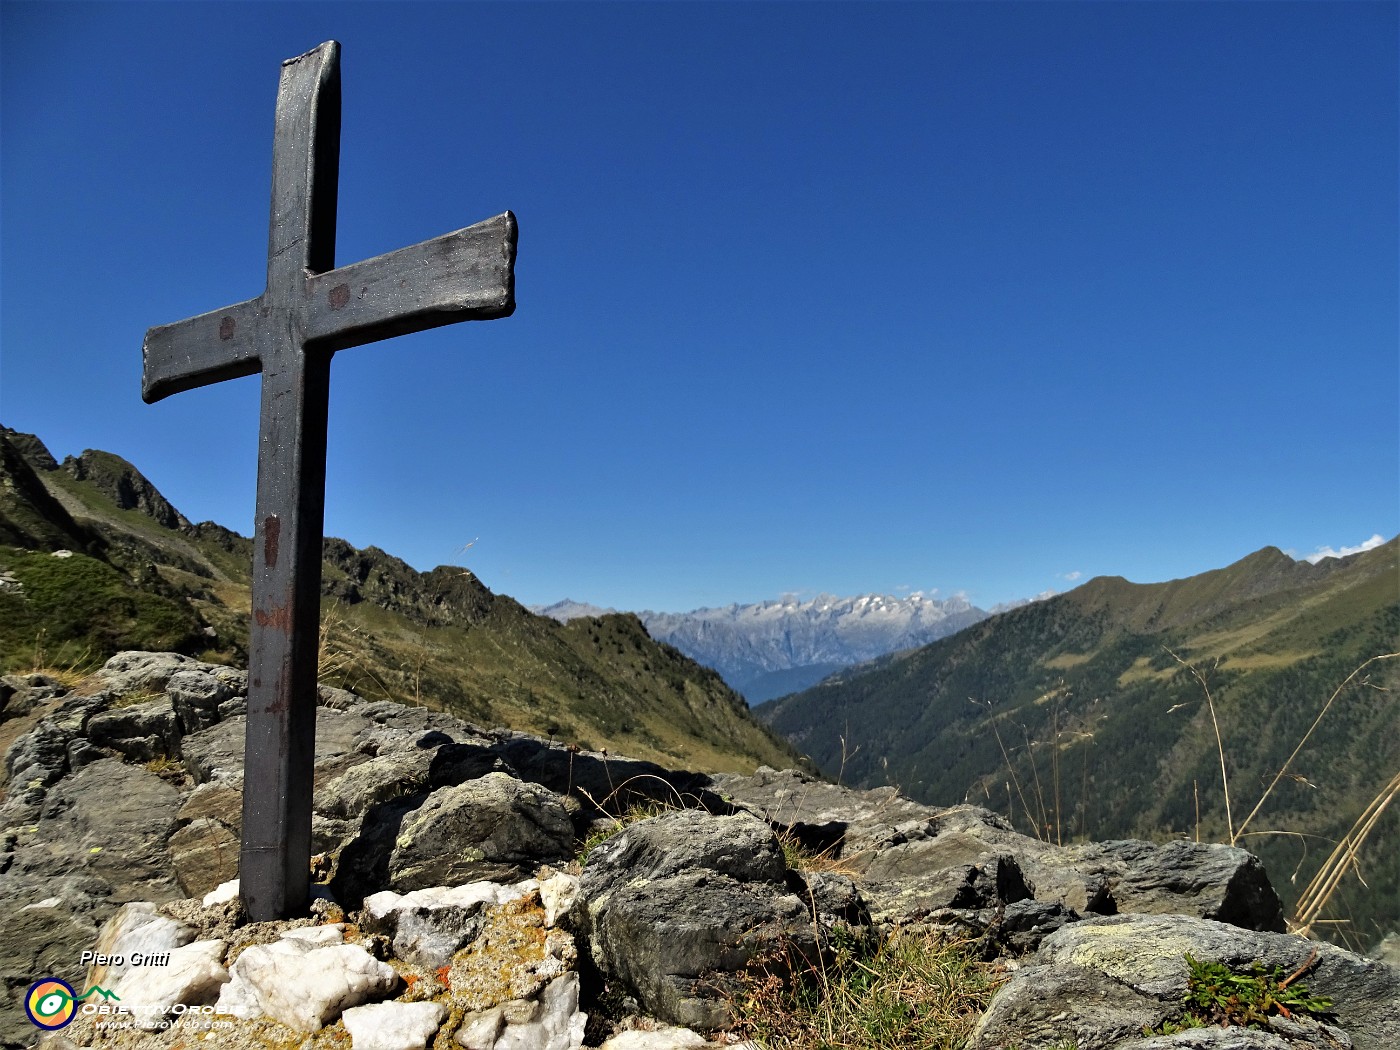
[{"xmin": 2, "ymin": 654, "xmax": 1397, "ymax": 1050}]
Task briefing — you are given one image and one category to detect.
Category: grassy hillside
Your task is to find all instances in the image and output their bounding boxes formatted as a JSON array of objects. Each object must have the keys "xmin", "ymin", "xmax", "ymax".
[
  {"xmin": 0, "ymin": 426, "xmax": 803, "ymax": 775},
  {"xmin": 763, "ymin": 540, "xmax": 1400, "ymax": 945}
]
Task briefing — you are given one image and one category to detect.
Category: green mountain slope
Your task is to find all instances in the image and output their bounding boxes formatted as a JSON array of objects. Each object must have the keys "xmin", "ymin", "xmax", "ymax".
[
  {"xmin": 763, "ymin": 540, "xmax": 1400, "ymax": 942},
  {"xmin": 0, "ymin": 426, "xmax": 802, "ymax": 775}
]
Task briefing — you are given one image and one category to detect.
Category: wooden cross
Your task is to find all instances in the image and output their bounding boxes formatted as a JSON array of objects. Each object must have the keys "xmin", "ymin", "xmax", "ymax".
[{"xmin": 142, "ymin": 41, "xmax": 516, "ymax": 921}]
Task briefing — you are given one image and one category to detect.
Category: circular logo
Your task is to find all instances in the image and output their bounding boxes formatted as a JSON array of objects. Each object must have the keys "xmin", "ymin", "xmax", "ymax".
[{"xmin": 25, "ymin": 979, "xmax": 77, "ymax": 1029}]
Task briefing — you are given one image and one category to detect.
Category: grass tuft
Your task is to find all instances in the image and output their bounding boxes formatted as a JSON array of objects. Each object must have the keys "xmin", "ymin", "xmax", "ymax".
[{"xmin": 729, "ymin": 928, "xmax": 999, "ymax": 1050}]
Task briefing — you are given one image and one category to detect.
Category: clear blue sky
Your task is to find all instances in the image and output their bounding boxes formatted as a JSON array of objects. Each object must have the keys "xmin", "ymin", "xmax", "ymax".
[{"xmin": 2, "ymin": 2, "xmax": 1395, "ymax": 613}]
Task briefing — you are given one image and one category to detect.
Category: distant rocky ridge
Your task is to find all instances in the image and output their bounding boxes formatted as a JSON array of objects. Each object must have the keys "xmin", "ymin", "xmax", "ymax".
[
  {"xmin": 0, "ymin": 426, "xmax": 800, "ymax": 774},
  {"xmin": 536, "ymin": 592, "xmax": 990, "ymax": 703},
  {"xmin": 3, "ymin": 654, "xmax": 1398, "ymax": 1049},
  {"xmin": 763, "ymin": 536, "xmax": 1400, "ymax": 946}
]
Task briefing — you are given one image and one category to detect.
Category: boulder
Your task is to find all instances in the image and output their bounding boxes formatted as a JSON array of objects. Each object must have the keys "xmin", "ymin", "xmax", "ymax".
[
  {"xmin": 92, "ymin": 652, "xmax": 205, "ymax": 699},
  {"xmin": 215, "ymin": 929, "xmax": 399, "ymax": 1032},
  {"xmin": 1060, "ymin": 839, "xmax": 1286, "ymax": 932},
  {"xmin": 106, "ymin": 937, "xmax": 228, "ymax": 1028},
  {"xmin": 3, "ymin": 719, "xmax": 72, "ymax": 794},
  {"xmin": 317, "ymin": 746, "xmax": 435, "ymax": 820},
  {"xmin": 584, "ymin": 869, "xmax": 814, "ymax": 1030},
  {"xmin": 85, "ymin": 697, "xmax": 180, "ymax": 761},
  {"xmin": 578, "ymin": 810, "xmax": 819, "ymax": 1031},
  {"xmin": 177, "ymin": 717, "xmax": 245, "ymax": 784},
  {"xmin": 581, "ymin": 809, "xmax": 786, "ymax": 886},
  {"xmin": 386, "ymin": 773, "xmax": 574, "ymax": 890},
  {"xmin": 971, "ymin": 962, "xmax": 1176, "ymax": 1050},
  {"xmin": 0, "ymin": 673, "xmax": 68, "ymax": 722},
  {"xmin": 861, "ymin": 847, "xmax": 1033, "ymax": 928},
  {"xmin": 973, "ymin": 914, "xmax": 1400, "ymax": 1050}
]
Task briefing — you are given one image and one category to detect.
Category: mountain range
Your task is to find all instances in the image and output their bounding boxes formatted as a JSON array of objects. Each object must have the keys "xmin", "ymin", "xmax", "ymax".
[
  {"xmin": 535, "ymin": 591, "xmax": 989, "ymax": 702},
  {"xmin": 0, "ymin": 426, "xmax": 801, "ymax": 774},
  {"xmin": 761, "ymin": 537, "xmax": 1400, "ymax": 944}
]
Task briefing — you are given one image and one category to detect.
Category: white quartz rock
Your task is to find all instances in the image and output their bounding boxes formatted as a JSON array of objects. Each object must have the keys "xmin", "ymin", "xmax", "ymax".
[
  {"xmin": 108, "ymin": 939, "xmax": 227, "ymax": 1029},
  {"xmin": 538, "ymin": 871, "xmax": 580, "ymax": 928},
  {"xmin": 86, "ymin": 902, "xmax": 196, "ymax": 988},
  {"xmin": 215, "ymin": 933, "xmax": 398, "ymax": 1032},
  {"xmin": 598, "ymin": 1028, "xmax": 710, "ymax": 1050},
  {"xmin": 342, "ymin": 1000, "xmax": 446, "ymax": 1050},
  {"xmin": 363, "ymin": 880, "xmax": 535, "ymax": 921},
  {"xmin": 280, "ymin": 923, "xmax": 345, "ymax": 946},
  {"xmin": 364, "ymin": 880, "xmax": 538, "ymax": 969},
  {"xmin": 455, "ymin": 972, "xmax": 584, "ymax": 1050},
  {"xmin": 202, "ymin": 879, "xmax": 239, "ymax": 906}
]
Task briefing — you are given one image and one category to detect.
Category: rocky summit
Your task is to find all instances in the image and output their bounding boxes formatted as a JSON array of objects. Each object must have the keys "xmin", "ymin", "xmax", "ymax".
[{"xmin": 2, "ymin": 653, "xmax": 1397, "ymax": 1049}]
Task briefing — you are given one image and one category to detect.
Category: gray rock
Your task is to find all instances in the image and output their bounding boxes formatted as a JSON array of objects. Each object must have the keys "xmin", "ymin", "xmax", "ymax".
[
  {"xmin": 862, "ymin": 851, "xmax": 1033, "ymax": 928},
  {"xmin": 1017, "ymin": 915, "xmax": 1400, "ymax": 1050},
  {"xmin": 93, "ymin": 651, "xmax": 204, "ymax": 698},
  {"xmin": 996, "ymin": 899, "xmax": 1080, "ymax": 956},
  {"xmin": 3, "ymin": 718, "xmax": 70, "ymax": 792},
  {"xmin": 577, "ymin": 809, "xmax": 823, "ymax": 1032},
  {"xmin": 0, "ymin": 673, "xmax": 68, "ymax": 721},
  {"xmin": 363, "ymin": 882, "xmax": 534, "ymax": 969},
  {"xmin": 706, "ymin": 765, "xmax": 939, "ymax": 860},
  {"xmin": 178, "ymin": 716, "xmax": 245, "ymax": 783},
  {"xmin": 21, "ymin": 759, "xmax": 183, "ymax": 901},
  {"xmin": 1063, "ymin": 839, "xmax": 1285, "ymax": 932},
  {"xmin": 583, "ymin": 868, "xmax": 815, "ymax": 1031},
  {"xmin": 1115, "ymin": 1025, "xmax": 1351, "ymax": 1049},
  {"xmin": 64, "ymin": 738, "xmax": 107, "ymax": 770},
  {"xmin": 970, "ymin": 962, "xmax": 1174, "ymax": 1050},
  {"xmin": 168, "ymin": 817, "xmax": 240, "ymax": 898},
  {"xmin": 317, "ymin": 747, "xmax": 435, "ymax": 820},
  {"xmin": 387, "ymin": 773, "xmax": 574, "ymax": 890},
  {"xmin": 86, "ymin": 697, "xmax": 180, "ymax": 761},
  {"xmin": 0, "ymin": 889, "xmax": 103, "ymax": 1050},
  {"xmin": 166, "ymin": 667, "xmax": 244, "ymax": 733},
  {"xmin": 580, "ymin": 810, "xmax": 786, "ymax": 887}
]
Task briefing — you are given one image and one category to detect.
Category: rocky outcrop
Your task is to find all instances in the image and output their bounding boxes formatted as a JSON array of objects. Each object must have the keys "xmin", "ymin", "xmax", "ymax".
[
  {"xmin": 576, "ymin": 810, "xmax": 817, "ymax": 1030},
  {"xmin": 973, "ymin": 915, "xmax": 1400, "ymax": 1050},
  {"xmin": 3, "ymin": 651, "xmax": 1396, "ymax": 1050},
  {"xmin": 61, "ymin": 450, "xmax": 190, "ymax": 532}
]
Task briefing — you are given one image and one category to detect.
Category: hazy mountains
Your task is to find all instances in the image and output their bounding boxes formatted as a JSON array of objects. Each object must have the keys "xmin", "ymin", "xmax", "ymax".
[
  {"xmin": 761, "ymin": 538, "xmax": 1400, "ymax": 941},
  {"xmin": 0, "ymin": 426, "xmax": 801, "ymax": 774},
  {"xmin": 535, "ymin": 592, "xmax": 990, "ymax": 703}
]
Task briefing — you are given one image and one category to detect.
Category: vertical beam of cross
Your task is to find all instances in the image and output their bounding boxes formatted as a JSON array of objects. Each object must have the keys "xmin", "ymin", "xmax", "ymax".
[{"xmin": 141, "ymin": 41, "xmax": 516, "ymax": 920}]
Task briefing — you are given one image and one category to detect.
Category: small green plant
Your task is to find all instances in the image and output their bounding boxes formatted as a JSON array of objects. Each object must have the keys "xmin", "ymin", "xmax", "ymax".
[{"xmin": 1150, "ymin": 951, "xmax": 1333, "ymax": 1034}]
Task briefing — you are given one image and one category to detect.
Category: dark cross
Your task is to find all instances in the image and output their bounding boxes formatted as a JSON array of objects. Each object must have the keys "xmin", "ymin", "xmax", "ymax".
[{"xmin": 141, "ymin": 41, "xmax": 516, "ymax": 921}]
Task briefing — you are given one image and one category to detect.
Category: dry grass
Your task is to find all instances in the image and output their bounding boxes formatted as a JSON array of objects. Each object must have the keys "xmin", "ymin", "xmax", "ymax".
[
  {"xmin": 729, "ymin": 928, "xmax": 999, "ymax": 1050},
  {"xmin": 1171, "ymin": 649, "xmax": 1400, "ymax": 936}
]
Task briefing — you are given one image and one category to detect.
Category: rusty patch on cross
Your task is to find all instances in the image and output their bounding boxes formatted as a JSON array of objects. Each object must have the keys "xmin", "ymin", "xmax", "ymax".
[
  {"xmin": 263, "ymin": 515, "xmax": 281, "ymax": 568},
  {"xmin": 328, "ymin": 283, "xmax": 351, "ymax": 310}
]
